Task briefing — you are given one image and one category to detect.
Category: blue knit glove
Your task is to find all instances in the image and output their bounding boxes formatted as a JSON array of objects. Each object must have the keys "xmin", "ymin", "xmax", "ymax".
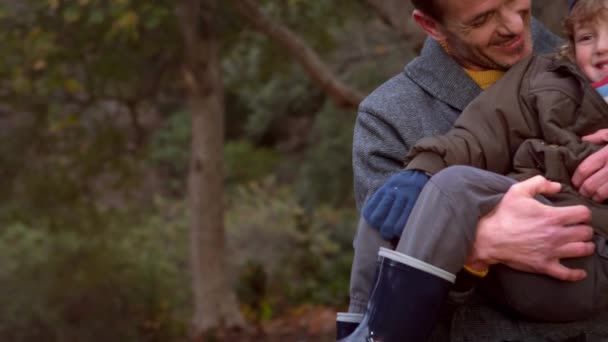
[{"xmin": 363, "ymin": 170, "xmax": 429, "ymax": 240}]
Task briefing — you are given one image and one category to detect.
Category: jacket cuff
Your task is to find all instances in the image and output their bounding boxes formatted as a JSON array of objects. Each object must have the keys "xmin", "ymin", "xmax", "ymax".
[{"xmin": 405, "ymin": 152, "xmax": 447, "ymax": 175}]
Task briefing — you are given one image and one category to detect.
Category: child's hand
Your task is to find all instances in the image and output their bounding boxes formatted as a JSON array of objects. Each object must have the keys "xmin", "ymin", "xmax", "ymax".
[
  {"xmin": 363, "ymin": 170, "xmax": 429, "ymax": 240},
  {"xmin": 572, "ymin": 144, "xmax": 608, "ymax": 202}
]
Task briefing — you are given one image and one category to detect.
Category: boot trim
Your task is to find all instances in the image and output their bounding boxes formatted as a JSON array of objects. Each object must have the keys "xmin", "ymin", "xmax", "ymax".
[
  {"xmin": 378, "ymin": 247, "xmax": 456, "ymax": 283},
  {"xmin": 336, "ymin": 312, "xmax": 364, "ymax": 323}
]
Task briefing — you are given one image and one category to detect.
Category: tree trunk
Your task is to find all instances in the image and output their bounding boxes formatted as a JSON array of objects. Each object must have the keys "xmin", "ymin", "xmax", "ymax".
[{"xmin": 176, "ymin": 0, "xmax": 245, "ymax": 338}]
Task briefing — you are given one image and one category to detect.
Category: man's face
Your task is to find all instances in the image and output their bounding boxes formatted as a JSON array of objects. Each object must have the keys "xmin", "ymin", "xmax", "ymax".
[
  {"xmin": 438, "ymin": 0, "xmax": 533, "ymax": 70},
  {"xmin": 574, "ymin": 11, "xmax": 608, "ymax": 83}
]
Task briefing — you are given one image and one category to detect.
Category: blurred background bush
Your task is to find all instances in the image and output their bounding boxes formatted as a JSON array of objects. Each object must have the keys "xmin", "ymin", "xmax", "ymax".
[{"xmin": 0, "ymin": 0, "xmax": 566, "ymax": 340}]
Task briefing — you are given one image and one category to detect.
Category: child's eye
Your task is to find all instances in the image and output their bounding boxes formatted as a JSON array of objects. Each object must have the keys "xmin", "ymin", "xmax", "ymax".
[{"xmin": 576, "ymin": 34, "xmax": 594, "ymax": 43}]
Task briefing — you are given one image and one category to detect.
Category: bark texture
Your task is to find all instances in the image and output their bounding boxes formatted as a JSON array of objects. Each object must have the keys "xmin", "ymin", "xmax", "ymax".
[{"xmin": 177, "ymin": 0, "xmax": 245, "ymax": 338}]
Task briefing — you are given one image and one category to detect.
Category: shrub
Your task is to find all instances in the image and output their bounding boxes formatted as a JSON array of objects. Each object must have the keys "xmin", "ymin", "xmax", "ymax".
[
  {"xmin": 226, "ymin": 177, "xmax": 356, "ymax": 318},
  {"xmin": 0, "ymin": 201, "xmax": 190, "ymax": 342}
]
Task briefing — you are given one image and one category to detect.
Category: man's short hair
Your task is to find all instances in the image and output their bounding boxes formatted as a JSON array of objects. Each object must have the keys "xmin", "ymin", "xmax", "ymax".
[{"xmin": 411, "ymin": 0, "xmax": 444, "ymax": 21}]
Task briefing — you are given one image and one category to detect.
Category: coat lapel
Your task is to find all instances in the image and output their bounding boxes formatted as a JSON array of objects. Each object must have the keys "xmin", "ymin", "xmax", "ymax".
[{"xmin": 405, "ymin": 39, "xmax": 481, "ymax": 112}]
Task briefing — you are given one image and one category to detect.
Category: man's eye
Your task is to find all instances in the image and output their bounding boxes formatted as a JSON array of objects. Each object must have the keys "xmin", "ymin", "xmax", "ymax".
[{"xmin": 470, "ymin": 15, "xmax": 489, "ymax": 27}]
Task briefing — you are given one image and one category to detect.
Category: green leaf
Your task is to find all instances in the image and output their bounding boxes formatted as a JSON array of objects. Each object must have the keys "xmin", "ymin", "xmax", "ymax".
[
  {"xmin": 89, "ymin": 10, "xmax": 105, "ymax": 24},
  {"xmin": 63, "ymin": 7, "xmax": 81, "ymax": 23},
  {"xmin": 63, "ymin": 78, "xmax": 83, "ymax": 94}
]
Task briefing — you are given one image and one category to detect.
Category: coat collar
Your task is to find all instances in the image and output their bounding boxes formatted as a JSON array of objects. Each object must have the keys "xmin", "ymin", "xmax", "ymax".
[
  {"xmin": 405, "ymin": 39, "xmax": 481, "ymax": 112},
  {"xmin": 549, "ymin": 57, "xmax": 608, "ymax": 116},
  {"xmin": 547, "ymin": 56, "xmax": 588, "ymax": 84}
]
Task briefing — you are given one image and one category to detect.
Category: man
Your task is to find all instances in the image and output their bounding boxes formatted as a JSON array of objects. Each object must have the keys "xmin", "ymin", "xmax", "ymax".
[{"xmin": 339, "ymin": 0, "xmax": 608, "ymax": 340}]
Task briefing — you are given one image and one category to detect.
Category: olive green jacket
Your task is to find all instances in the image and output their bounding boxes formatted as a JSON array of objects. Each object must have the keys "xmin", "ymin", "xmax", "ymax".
[{"xmin": 406, "ymin": 54, "xmax": 608, "ymax": 234}]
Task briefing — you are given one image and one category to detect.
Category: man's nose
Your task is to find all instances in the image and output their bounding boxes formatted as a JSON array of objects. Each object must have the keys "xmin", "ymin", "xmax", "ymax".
[{"xmin": 497, "ymin": 9, "xmax": 524, "ymax": 36}]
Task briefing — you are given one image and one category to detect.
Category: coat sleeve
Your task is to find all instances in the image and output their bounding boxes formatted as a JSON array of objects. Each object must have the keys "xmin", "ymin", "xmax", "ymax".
[
  {"xmin": 352, "ymin": 71, "xmax": 464, "ymax": 211},
  {"xmin": 405, "ymin": 60, "xmax": 539, "ymax": 176},
  {"xmin": 352, "ymin": 107, "xmax": 411, "ymax": 211}
]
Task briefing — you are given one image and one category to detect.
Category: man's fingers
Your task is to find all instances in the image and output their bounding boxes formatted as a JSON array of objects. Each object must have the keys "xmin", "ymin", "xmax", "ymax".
[
  {"xmin": 581, "ymin": 128, "xmax": 608, "ymax": 144},
  {"xmin": 558, "ymin": 224, "xmax": 594, "ymax": 243},
  {"xmin": 546, "ymin": 262, "xmax": 587, "ymax": 282},
  {"xmin": 552, "ymin": 241, "xmax": 595, "ymax": 259},
  {"xmin": 546, "ymin": 205, "xmax": 592, "ymax": 226}
]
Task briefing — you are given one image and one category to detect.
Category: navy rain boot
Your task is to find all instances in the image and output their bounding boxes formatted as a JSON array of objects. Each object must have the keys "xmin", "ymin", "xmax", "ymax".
[
  {"xmin": 339, "ymin": 247, "xmax": 455, "ymax": 342},
  {"xmin": 336, "ymin": 312, "xmax": 364, "ymax": 340}
]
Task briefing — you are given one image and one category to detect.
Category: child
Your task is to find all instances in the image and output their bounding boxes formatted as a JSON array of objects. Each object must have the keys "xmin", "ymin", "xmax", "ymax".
[{"xmin": 342, "ymin": 0, "xmax": 608, "ymax": 341}]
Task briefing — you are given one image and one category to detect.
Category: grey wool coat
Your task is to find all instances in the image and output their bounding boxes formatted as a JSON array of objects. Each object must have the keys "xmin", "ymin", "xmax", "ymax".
[{"xmin": 351, "ymin": 19, "xmax": 608, "ymax": 342}]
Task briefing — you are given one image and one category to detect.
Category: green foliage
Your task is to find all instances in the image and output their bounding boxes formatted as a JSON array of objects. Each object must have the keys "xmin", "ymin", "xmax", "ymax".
[
  {"xmin": 0, "ymin": 200, "xmax": 190, "ymax": 342},
  {"xmin": 0, "ymin": 111, "xmax": 136, "ymax": 230},
  {"xmin": 224, "ymin": 43, "xmax": 316, "ymax": 142},
  {"xmin": 0, "ymin": 0, "xmax": 417, "ymax": 339},
  {"xmin": 0, "ymin": 0, "xmax": 180, "ymax": 228},
  {"xmin": 0, "ymin": 0, "xmax": 178, "ymax": 105},
  {"xmin": 147, "ymin": 109, "xmax": 280, "ymax": 188},
  {"xmin": 0, "ymin": 183, "xmax": 355, "ymax": 341},
  {"xmin": 225, "ymin": 141, "xmax": 280, "ymax": 184},
  {"xmin": 226, "ymin": 178, "xmax": 356, "ymax": 318},
  {"xmin": 222, "ymin": 1, "xmax": 371, "ymax": 144},
  {"xmin": 294, "ymin": 103, "xmax": 357, "ymax": 208},
  {"xmin": 274, "ymin": 205, "xmax": 356, "ymax": 307},
  {"xmin": 147, "ymin": 110, "xmax": 191, "ymax": 188},
  {"xmin": 252, "ymin": 0, "xmax": 367, "ymax": 52}
]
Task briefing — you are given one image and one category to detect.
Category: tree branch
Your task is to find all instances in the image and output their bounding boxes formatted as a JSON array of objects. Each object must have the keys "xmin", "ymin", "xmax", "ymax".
[
  {"xmin": 364, "ymin": 0, "xmax": 411, "ymax": 41},
  {"xmin": 230, "ymin": 0, "xmax": 364, "ymax": 109},
  {"xmin": 363, "ymin": 0, "xmax": 425, "ymax": 44}
]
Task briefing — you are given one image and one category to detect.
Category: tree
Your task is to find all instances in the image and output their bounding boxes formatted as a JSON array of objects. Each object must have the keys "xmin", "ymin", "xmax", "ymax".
[
  {"xmin": 0, "ymin": 0, "xmax": 179, "ymax": 228},
  {"xmin": 363, "ymin": 0, "xmax": 421, "ymax": 41},
  {"xmin": 176, "ymin": 0, "xmax": 416, "ymax": 336},
  {"xmin": 176, "ymin": 0, "xmax": 246, "ymax": 338},
  {"xmin": 230, "ymin": 0, "xmax": 364, "ymax": 109}
]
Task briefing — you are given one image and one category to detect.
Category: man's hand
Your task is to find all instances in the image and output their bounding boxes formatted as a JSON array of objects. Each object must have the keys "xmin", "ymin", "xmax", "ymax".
[
  {"xmin": 572, "ymin": 130, "xmax": 608, "ymax": 202},
  {"xmin": 466, "ymin": 176, "xmax": 595, "ymax": 282}
]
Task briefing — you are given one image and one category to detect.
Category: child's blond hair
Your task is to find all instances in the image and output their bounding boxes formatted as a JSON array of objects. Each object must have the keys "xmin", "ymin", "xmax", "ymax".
[{"xmin": 560, "ymin": 0, "xmax": 608, "ymax": 59}]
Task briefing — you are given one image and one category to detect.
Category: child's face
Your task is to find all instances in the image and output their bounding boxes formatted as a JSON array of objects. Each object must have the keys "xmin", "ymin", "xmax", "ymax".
[{"xmin": 574, "ymin": 10, "xmax": 608, "ymax": 82}]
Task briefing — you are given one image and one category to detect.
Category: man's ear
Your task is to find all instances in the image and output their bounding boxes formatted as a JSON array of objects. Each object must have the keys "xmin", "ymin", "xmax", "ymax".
[{"xmin": 412, "ymin": 9, "xmax": 446, "ymax": 42}]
